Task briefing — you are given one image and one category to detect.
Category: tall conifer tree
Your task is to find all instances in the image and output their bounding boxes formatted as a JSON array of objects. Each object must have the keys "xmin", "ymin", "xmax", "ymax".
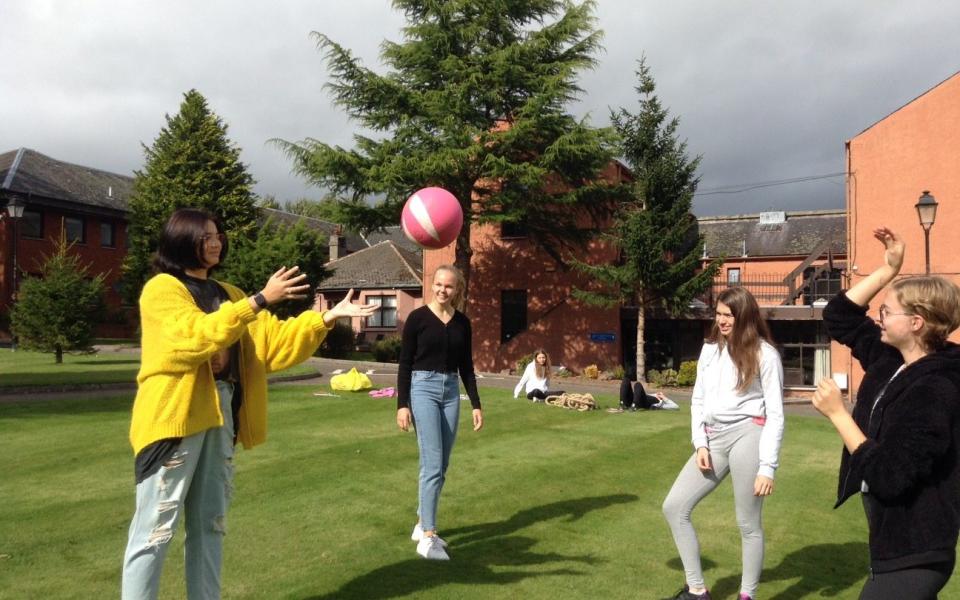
[
  {"xmin": 573, "ymin": 58, "xmax": 720, "ymax": 380},
  {"xmin": 121, "ymin": 90, "xmax": 257, "ymax": 302},
  {"xmin": 278, "ymin": 0, "xmax": 619, "ymax": 298}
]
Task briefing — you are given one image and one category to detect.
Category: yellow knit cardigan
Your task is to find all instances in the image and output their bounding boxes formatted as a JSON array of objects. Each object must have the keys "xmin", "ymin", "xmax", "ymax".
[{"xmin": 129, "ymin": 273, "xmax": 330, "ymax": 455}]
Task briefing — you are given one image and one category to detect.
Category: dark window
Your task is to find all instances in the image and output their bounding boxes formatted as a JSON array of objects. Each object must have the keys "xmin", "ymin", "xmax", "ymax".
[
  {"xmin": 64, "ymin": 216, "xmax": 85, "ymax": 243},
  {"xmin": 769, "ymin": 321, "xmax": 831, "ymax": 387},
  {"xmin": 727, "ymin": 268, "xmax": 741, "ymax": 285},
  {"xmin": 366, "ymin": 295, "xmax": 398, "ymax": 328},
  {"xmin": 501, "ymin": 290, "xmax": 528, "ymax": 342},
  {"xmin": 501, "ymin": 219, "xmax": 529, "ymax": 239},
  {"xmin": 802, "ymin": 266, "xmax": 843, "ymax": 305},
  {"xmin": 21, "ymin": 209, "xmax": 43, "ymax": 238},
  {"xmin": 100, "ymin": 221, "xmax": 115, "ymax": 247}
]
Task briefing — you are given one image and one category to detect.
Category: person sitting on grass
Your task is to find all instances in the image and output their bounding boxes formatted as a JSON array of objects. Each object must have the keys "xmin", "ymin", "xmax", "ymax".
[{"xmin": 513, "ymin": 349, "xmax": 565, "ymax": 402}]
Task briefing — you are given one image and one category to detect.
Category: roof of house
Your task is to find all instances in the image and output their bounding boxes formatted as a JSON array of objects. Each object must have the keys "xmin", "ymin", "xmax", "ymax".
[
  {"xmin": 317, "ymin": 240, "xmax": 423, "ymax": 291},
  {"xmin": 698, "ymin": 209, "xmax": 846, "ymax": 258},
  {"xmin": 850, "ymin": 70, "xmax": 960, "ymax": 140},
  {"xmin": 362, "ymin": 225, "xmax": 422, "ymax": 254},
  {"xmin": 0, "ymin": 148, "xmax": 133, "ymax": 214},
  {"xmin": 258, "ymin": 207, "xmax": 369, "ymax": 253}
]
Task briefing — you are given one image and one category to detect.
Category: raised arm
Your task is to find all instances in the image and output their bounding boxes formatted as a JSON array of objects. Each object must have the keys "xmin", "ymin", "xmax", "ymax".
[
  {"xmin": 845, "ymin": 227, "xmax": 903, "ymax": 307},
  {"xmin": 822, "ymin": 227, "xmax": 904, "ymax": 371}
]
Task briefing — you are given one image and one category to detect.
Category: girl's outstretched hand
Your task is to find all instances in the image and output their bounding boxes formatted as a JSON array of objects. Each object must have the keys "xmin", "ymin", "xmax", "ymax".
[
  {"xmin": 872, "ymin": 227, "xmax": 905, "ymax": 273},
  {"xmin": 261, "ymin": 266, "xmax": 310, "ymax": 305},
  {"xmin": 318, "ymin": 288, "xmax": 378, "ymax": 325}
]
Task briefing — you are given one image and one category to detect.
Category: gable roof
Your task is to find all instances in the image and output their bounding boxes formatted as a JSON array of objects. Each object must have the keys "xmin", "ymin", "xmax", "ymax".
[
  {"xmin": 317, "ymin": 240, "xmax": 423, "ymax": 291},
  {"xmin": 0, "ymin": 148, "xmax": 133, "ymax": 215},
  {"xmin": 362, "ymin": 225, "xmax": 422, "ymax": 254},
  {"xmin": 851, "ymin": 70, "xmax": 960, "ymax": 140},
  {"xmin": 698, "ymin": 209, "xmax": 846, "ymax": 259},
  {"xmin": 258, "ymin": 206, "xmax": 369, "ymax": 253}
]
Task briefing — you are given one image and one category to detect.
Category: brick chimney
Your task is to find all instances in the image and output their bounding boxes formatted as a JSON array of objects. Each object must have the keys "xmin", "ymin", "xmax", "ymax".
[{"xmin": 329, "ymin": 225, "xmax": 344, "ymax": 261}]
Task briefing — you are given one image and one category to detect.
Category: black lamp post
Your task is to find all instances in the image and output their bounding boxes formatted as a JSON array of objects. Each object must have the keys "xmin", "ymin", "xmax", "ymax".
[
  {"xmin": 5, "ymin": 196, "xmax": 26, "ymax": 299},
  {"xmin": 914, "ymin": 190, "xmax": 939, "ymax": 275},
  {"xmin": 5, "ymin": 196, "xmax": 25, "ymax": 351}
]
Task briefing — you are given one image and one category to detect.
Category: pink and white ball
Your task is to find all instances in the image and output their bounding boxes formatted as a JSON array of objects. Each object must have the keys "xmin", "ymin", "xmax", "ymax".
[{"xmin": 400, "ymin": 187, "xmax": 463, "ymax": 249}]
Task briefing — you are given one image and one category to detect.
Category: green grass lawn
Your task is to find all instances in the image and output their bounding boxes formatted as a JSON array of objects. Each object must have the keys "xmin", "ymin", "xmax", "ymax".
[
  {"xmin": 0, "ymin": 349, "xmax": 319, "ymax": 388},
  {"xmin": 1, "ymin": 386, "xmax": 956, "ymax": 599}
]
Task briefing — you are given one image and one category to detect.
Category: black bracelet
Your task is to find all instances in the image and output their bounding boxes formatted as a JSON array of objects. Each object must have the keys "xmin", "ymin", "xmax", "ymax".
[{"xmin": 253, "ymin": 292, "xmax": 268, "ymax": 309}]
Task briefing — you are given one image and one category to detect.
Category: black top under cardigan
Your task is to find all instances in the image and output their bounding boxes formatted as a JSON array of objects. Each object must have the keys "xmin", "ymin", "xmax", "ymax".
[
  {"xmin": 397, "ymin": 305, "xmax": 481, "ymax": 410},
  {"xmin": 824, "ymin": 291, "xmax": 960, "ymax": 573}
]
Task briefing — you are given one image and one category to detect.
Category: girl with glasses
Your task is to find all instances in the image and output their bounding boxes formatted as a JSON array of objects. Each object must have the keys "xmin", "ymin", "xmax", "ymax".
[
  {"xmin": 121, "ymin": 208, "xmax": 376, "ymax": 599},
  {"xmin": 814, "ymin": 227, "xmax": 960, "ymax": 599}
]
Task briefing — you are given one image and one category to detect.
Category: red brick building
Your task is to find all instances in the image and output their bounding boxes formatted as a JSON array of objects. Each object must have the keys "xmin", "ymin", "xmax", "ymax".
[
  {"xmin": 842, "ymin": 70, "xmax": 960, "ymax": 394},
  {"xmin": 0, "ymin": 148, "xmax": 133, "ymax": 338},
  {"xmin": 425, "ymin": 204, "xmax": 845, "ymax": 386}
]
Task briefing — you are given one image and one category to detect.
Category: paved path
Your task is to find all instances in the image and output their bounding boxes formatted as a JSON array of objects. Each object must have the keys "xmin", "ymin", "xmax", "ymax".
[{"xmin": 0, "ymin": 351, "xmax": 823, "ymax": 417}]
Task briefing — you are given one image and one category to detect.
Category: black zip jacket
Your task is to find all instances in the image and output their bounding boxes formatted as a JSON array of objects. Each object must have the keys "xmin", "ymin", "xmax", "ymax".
[{"xmin": 824, "ymin": 291, "xmax": 960, "ymax": 573}]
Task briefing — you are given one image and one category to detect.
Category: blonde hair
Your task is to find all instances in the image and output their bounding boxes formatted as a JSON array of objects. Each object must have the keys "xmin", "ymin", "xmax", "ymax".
[
  {"xmin": 433, "ymin": 264, "xmax": 466, "ymax": 311},
  {"xmin": 533, "ymin": 349, "xmax": 551, "ymax": 381},
  {"xmin": 891, "ymin": 276, "xmax": 960, "ymax": 351}
]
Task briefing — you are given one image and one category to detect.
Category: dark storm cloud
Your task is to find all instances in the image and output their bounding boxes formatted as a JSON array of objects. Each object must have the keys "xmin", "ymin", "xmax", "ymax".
[{"xmin": 2, "ymin": 1, "xmax": 958, "ymax": 216}]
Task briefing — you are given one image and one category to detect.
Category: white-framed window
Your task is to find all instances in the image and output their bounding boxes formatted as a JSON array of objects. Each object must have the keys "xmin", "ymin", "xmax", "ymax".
[
  {"xmin": 727, "ymin": 267, "xmax": 741, "ymax": 285},
  {"xmin": 366, "ymin": 295, "xmax": 398, "ymax": 328}
]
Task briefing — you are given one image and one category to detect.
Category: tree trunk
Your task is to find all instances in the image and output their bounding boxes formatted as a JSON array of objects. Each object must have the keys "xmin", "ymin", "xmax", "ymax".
[
  {"xmin": 55, "ymin": 344, "xmax": 63, "ymax": 364},
  {"xmin": 635, "ymin": 295, "xmax": 646, "ymax": 383},
  {"xmin": 454, "ymin": 214, "xmax": 473, "ymax": 314}
]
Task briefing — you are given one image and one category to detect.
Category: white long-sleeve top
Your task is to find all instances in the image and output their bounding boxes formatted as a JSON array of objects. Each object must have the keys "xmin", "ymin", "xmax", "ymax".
[
  {"xmin": 690, "ymin": 340, "xmax": 785, "ymax": 480},
  {"xmin": 514, "ymin": 361, "xmax": 549, "ymax": 398}
]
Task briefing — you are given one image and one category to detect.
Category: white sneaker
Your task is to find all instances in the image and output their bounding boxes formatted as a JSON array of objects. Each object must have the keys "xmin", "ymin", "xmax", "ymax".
[
  {"xmin": 416, "ymin": 535, "xmax": 450, "ymax": 560},
  {"xmin": 411, "ymin": 523, "xmax": 447, "ymax": 547}
]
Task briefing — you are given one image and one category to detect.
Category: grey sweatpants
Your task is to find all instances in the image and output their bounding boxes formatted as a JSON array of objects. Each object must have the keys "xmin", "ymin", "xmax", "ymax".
[{"xmin": 662, "ymin": 420, "xmax": 765, "ymax": 597}]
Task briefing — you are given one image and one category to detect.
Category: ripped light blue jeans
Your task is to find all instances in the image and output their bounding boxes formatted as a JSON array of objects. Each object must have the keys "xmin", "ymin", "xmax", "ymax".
[
  {"xmin": 122, "ymin": 380, "xmax": 235, "ymax": 600},
  {"xmin": 411, "ymin": 370, "xmax": 461, "ymax": 533}
]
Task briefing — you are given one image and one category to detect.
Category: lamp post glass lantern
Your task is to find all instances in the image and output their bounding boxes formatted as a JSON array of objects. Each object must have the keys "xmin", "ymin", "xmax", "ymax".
[
  {"xmin": 6, "ymin": 196, "xmax": 26, "ymax": 219},
  {"xmin": 914, "ymin": 190, "xmax": 939, "ymax": 275}
]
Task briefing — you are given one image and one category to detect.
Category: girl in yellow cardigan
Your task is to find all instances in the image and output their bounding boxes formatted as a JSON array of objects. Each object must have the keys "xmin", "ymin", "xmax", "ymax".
[{"xmin": 121, "ymin": 208, "xmax": 376, "ymax": 600}]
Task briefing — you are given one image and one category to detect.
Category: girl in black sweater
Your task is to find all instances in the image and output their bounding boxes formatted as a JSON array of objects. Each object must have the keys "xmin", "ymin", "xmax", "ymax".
[
  {"xmin": 813, "ymin": 227, "xmax": 960, "ymax": 599},
  {"xmin": 396, "ymin": 264, "xmax": 483, "ymax": 560}
]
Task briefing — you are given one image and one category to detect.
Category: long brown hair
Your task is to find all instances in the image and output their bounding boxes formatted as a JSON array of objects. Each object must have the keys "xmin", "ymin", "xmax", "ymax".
[
  {"xmin": 707, "ymin": 287, "xmax": 772, "ymax": 392},
  {"xmin": 533, "ymin": 349, "xmax": 551, "ymax": 381}
]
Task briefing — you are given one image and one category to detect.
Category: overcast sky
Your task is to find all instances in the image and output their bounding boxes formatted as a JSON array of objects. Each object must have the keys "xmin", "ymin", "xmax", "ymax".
[{"xmin": 3, "ymin": 1, "xmax": 959, "ymax": 216}]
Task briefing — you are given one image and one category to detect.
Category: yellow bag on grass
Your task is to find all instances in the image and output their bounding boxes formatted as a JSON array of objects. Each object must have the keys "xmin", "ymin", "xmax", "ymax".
[{"xmin": 329, "ymin": 367, "xmax": 373, "ymax": 391}]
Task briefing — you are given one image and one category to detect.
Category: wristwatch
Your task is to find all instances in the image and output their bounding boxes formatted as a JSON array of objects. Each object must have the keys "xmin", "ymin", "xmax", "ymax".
[{"xmin": 253, "ymin": 292, "xmax": 268, "ymax": 309}]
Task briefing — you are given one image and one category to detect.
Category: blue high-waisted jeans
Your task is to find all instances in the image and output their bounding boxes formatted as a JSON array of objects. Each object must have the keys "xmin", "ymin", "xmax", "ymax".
[{"xmin": 411, "ymin": 370, "xmax": 461, "ymax": 533}]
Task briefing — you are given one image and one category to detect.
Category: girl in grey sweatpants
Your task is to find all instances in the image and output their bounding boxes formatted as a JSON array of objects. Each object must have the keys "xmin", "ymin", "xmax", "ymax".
[{"xmin": 661, "ymin": 287, "xmax": 785, "ymax": 600}]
